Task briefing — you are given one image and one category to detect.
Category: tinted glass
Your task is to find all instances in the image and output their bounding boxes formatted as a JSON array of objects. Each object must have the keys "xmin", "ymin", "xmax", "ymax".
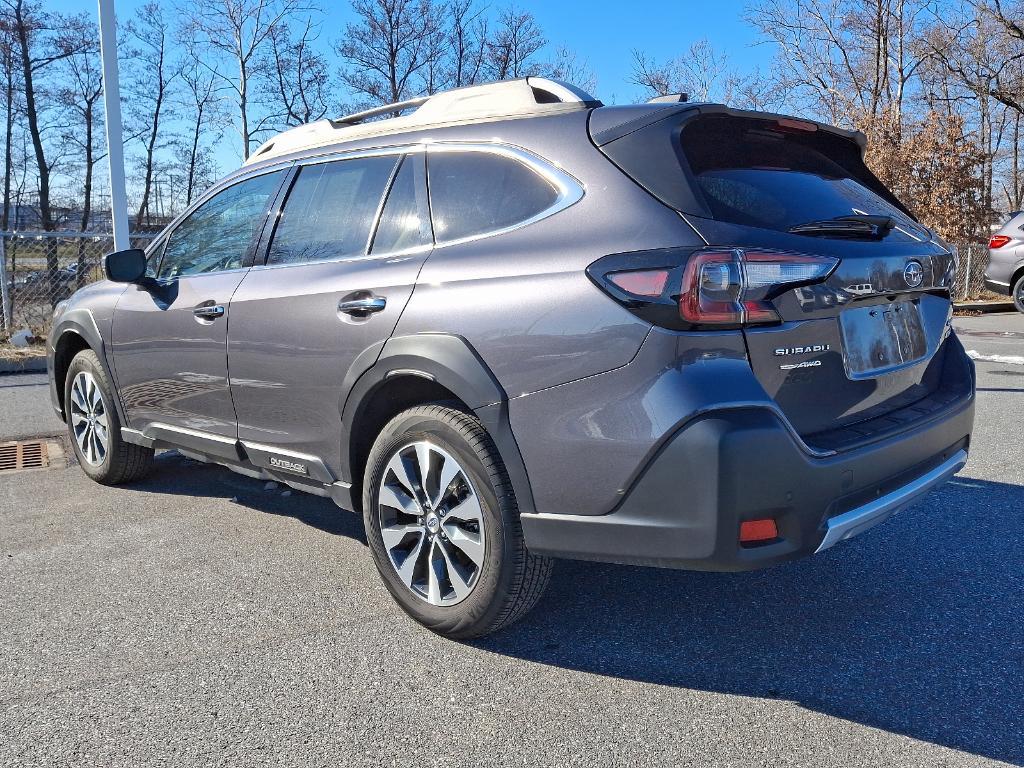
[
  {"xmin": 428, "ymin": 152, "xmax": 558, "ymax": 242},
  {"xmin": 268, "ymin": 156, "xmax": 397, "ymax": 265},
  {"xmin": 371, "ymin": 156, "xmax": 430, "ymax": 254},
  {"xmin": 158, "ymin": 171, "xmax": 283, "ymax": 279},
  {"xmin": 680, "ymin": 116, "xmax": 924, "ymax": 239}
]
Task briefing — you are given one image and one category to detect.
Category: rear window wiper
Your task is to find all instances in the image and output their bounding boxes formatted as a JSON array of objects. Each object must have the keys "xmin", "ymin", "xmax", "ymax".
[{"xmin": 788, "ymin": 214, "xmax": 896, "ymax": 239}]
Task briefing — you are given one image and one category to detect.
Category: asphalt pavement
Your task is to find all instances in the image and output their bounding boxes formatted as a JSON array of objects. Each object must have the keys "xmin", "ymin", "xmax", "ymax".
[{"xmin": 1, "ymin": 315, "xmax": 1022, "ymax": 767}]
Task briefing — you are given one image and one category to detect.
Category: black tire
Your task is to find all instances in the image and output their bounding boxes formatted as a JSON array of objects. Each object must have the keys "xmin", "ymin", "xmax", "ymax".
[
  {"xmin": 64, "ymin": 349, "xmax": 154, "ymax": 484},
  {"xmin": 1013, "ymin": 273, "xmax": 1024, "ymax": 314},
  {"xmin": 362, "ymin": 404, "xmax": 552, "ymax": 639}
]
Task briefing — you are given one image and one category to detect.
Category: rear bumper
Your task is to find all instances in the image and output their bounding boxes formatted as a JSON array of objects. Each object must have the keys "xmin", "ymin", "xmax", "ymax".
[
  {"xmin": 521, "ymin": 378, "xmax": 974, "ymax": 572},
  {"xmin": 983, "ymin": 257, "xmax": 1015, "ymax": 295}
]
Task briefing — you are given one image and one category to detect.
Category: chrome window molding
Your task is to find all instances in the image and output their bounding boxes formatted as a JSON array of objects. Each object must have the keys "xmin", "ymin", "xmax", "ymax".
[
  {"xmin": 249, "ymin": 140, "xmax": 585, "ymax": 268},
  {"xmin": 248, "ymin": 244, "xmax": 433, "ymax": 273},
  {"xmin": 145, "ymin": 141, "xmax": 585, "ymax": 275}
]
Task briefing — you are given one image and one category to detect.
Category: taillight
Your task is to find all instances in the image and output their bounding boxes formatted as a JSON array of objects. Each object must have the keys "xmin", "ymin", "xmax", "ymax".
[
  {"xmin": 989, "ymin": 235, "xmax": 1012, "ymax": 249},
  {"xmin": 680, "ymin": 249, "xmax": 837, "ymax": 327},
  {"xmin": 588, "ymin": 247, "xmax": 838, "ymax": 330}
]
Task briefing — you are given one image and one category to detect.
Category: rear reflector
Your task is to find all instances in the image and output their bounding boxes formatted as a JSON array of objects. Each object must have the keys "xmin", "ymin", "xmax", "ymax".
[
  {"xmin": 739, "ymin": 518, "xmax": 779, "ymax": 544},
  {"xmin": 989, "ymin": 235, "xmax": 1012, "ymax": 249},
  {"xmin": 608, "ymin": 269, "xmax": 670, "ymax": 296}
]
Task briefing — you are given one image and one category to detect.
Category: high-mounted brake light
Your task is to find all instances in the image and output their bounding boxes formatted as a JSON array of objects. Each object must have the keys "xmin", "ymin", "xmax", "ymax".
[
  {"xmin": 679, "ymin": 249, "xmax": 838, "ymax": 327},
  {"xmin": 776, "ymin": 118, "xmax": 818, "ymax": 133},
  {"xmin": 989, "ymin": 235, "xmax": 1012, "ymax": 249}
]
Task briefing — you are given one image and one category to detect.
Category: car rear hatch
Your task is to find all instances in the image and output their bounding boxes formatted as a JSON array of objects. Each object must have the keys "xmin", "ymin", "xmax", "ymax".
[{"xmin": 590, "ymin": 106, "xmax": 963, "ymax": 447}]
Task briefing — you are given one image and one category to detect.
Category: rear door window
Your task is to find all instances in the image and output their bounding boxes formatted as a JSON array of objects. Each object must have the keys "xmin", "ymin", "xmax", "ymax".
[
  {"xmin": 427, "ymin": 151, "xmax": 558, "ymax": 242},
  {"xmin": 267, "ymin": 155, "xmax": 398, "ymax": 266},
  {"xmin": 680, "ymin": 116, "xmax": 925, "ymax": 238}
]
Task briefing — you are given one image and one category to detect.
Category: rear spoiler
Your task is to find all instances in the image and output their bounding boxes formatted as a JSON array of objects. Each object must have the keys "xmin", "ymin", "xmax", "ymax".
[{"xmin": 588, "ymin": 103, "xmax": 915, "ymax": 222}]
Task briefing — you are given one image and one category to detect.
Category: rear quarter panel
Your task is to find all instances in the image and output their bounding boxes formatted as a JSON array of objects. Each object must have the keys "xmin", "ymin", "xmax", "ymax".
[{"xmin": 394, "ymin": 112, "xmax": 704, "ymax": 396}]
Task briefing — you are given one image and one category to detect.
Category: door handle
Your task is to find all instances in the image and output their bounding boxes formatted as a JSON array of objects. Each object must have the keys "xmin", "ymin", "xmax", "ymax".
[
  {"xmin": 338, "ymin": 296, "xmax": 386, "ymax": 316},
  {"xmin": 193, "ymin": 304, "xmax": 225, "ymax": 320}
]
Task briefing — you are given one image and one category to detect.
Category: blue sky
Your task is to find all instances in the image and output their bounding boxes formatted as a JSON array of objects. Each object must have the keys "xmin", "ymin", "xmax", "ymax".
[
  {"xmin": 48, "ymin": 0, "xmax": 775, "ymax": 179},
  {"xmin": 54, "ymin": 0, "xmax": 772, "ymax": 104}
]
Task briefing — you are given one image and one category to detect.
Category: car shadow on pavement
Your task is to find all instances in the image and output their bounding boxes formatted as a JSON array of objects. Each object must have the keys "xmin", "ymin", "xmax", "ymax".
[
  {"xmin": 479, "ymin": 477, "xmax": 1024, "ymax": 765},
  {"xmin": 132, "ymin": 451, "xmax": 367, "ymax": 543}
]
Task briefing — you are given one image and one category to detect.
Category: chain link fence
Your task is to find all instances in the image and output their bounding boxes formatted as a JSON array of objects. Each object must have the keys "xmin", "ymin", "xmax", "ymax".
[
  {"xmin": 0, "ymin": 231, "xmax": 155, "ymax": 340},
  {"xmin": 952, "ymin": 243, "xmax": 996, "ymax": 304},
  {"xmin": 0, "ymin": 232, "xmax": 1000, "ymax": 343}
]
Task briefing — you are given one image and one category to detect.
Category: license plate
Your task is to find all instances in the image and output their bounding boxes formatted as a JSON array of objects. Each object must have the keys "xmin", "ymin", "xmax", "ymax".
[{"xmin": 840, "ymin": 301, "xmax": 927, "ymax": 378}]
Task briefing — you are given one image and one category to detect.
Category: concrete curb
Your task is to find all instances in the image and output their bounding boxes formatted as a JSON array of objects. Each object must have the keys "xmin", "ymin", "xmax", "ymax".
[
  {"xmin": 0, "ymin": 356, "xmax": 47, "ymax": 374},
  {"xmin": 953, "ymin": 300, "xmax": 1016, "ymax": 313}
]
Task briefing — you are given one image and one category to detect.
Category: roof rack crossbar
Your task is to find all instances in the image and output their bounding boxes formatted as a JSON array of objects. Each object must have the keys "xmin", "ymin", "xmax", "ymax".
[{"xmin": 332, "ymin": 96, "xmax": 430, "ymax": 127}]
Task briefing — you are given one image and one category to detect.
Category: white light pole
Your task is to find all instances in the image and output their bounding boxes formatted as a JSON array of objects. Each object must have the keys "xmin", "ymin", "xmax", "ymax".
[{"xmin": 97, "ymin": 0, "xmax": 129, "ymax": 251}]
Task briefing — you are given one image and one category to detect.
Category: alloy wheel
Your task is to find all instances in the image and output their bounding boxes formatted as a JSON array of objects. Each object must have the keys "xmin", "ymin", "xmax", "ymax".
[
  {"xmin": 69, "ymin": 371, "xmax": 109, "ymax": 466},
  {"xmin": 377, "ymin": 441, "xmax": 486, "ymax": 606}
]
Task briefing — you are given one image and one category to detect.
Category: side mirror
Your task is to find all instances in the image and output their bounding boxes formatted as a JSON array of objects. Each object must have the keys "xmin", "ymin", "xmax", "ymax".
[{"xmin": 104, "ymin": 248, "xmax": 148, "ymax": 283}]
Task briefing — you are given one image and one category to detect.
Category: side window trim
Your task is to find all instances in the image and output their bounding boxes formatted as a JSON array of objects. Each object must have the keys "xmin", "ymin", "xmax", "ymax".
[
  {"xmin": 364, "ymin": 154, "xmax": 406, "ymax": 256},
  {"xmin": 425, "ymin": 143, "xmax": 584, "ymax": 248},
  {"xmin": 155, "ymin": 166, "xmax": 289, "ymax": 281},
  {"xmin": 253, "ymin": 163, "xmax": 300, "ymax": 266},
  {"xmin": 411, "ymin": 150, "xmax": 434, "ymax": 246},
  {"xmin": 365, "ymin": 151, "xmax": 434, "ymax": 257}
]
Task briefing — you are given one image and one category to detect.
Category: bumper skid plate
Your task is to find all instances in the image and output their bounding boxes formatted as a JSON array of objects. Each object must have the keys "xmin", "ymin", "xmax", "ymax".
[{"xmin": 815, "ymin": 449, "xmax": 967, "ymax": 553}]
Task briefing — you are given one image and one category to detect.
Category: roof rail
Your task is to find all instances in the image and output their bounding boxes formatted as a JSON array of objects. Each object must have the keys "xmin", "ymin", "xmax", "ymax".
[
  {"xmin": 245, "ymin": 78, "xmax": 601, "ymax": 165},
  {"xmin": 648, "ymin": 93, "xmax": 689, "ymax": 104},
  {"xmin": 331, "ymin": 96, "xmax": 431, "ymax": 127}
]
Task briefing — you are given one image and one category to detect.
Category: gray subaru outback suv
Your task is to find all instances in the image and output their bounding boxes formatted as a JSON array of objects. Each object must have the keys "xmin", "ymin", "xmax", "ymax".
[{"xmin": 48, "ymin": 78, "xmax": 975, "ymax": 638}]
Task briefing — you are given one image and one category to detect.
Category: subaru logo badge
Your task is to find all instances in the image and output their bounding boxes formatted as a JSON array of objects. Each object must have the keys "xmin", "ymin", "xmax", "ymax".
[{"xmin": 903, "ymin": 260, "xmax": 924, "ymax": 288}]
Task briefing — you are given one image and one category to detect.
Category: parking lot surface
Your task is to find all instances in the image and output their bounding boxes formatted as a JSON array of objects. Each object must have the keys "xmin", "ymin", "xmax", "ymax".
[{"xmin": 1, "ymin": 314, "xmax": 1022, "ymax": 767}]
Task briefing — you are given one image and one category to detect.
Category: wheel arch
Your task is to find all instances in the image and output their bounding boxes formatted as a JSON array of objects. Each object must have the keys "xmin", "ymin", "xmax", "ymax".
[
  {"xmin": 51, "ymin": 316, "xmax": 125, "ymax": 424},
  {"xmin": 1012, "ymin": 263, "xmax": 1024, "ymax": 296},
  {"xmin": 341, "ymin": 333, "xmax": 535, "ymax": 515}
]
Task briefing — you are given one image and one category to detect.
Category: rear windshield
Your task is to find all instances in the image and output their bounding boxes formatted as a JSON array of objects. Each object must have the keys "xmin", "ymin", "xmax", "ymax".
[{"xmin": 680, "ymin": 116, "xmax": 924, "ymax": 239}]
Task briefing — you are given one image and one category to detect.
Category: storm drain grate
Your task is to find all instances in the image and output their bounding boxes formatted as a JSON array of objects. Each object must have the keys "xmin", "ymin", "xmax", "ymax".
[{"xmin": 0, "ymin": 440, "xmax": 50, "ymax": 472}]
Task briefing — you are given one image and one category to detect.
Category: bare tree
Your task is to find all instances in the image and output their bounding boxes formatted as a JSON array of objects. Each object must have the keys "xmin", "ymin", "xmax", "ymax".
[
  {"xmin": 184, "ymin": 0, "xmax": 311, "ymax": 160},
  {"xmin": 920, "ymin": 0, "xmax": 1024, "ymax": 218},
  {"xmin": 265, "ymin": 16, "xmax": 330, "ymax": 125},
  {"xmin": 0, "ymin": 8, "xmax": 19, "ymax": 230},
  {"xmin": 56, "ymin": 16, "xmax": 104, "ymax": 284},
  {"xmin": 447, "ymin": 0, "xmax": 488, "ymax": 88},
  {"xmin": 3, "ymin": 0, "xmax": 85, "ymax": 297},
  {"xmin": 3, "ymin": 0, "xmax": 83, "ymax": 235},
  {"xmin": 486, "ymin": 5, "xmax": 545, "ymax": 80},
  {"xmin": 177, "ymin": 55, "xmax": 223, "ymax": 206},
  {"xmin": 337, "ymin": 0, "xmax": 439, "ymax": 106},
  {"xmin": 746, "ymin": 0, "xmax": 929, "ymax": 124},
  {"xmin": 548, "ymin": 46, "xmax": 596, "ymax": 93},
  {"xmin": 125, "ymin": 2, "xmax": 177, "ymax": 229},
  {"xmin": 631, "ymin": 39, "xmax": 735, "ymax": 101}
]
